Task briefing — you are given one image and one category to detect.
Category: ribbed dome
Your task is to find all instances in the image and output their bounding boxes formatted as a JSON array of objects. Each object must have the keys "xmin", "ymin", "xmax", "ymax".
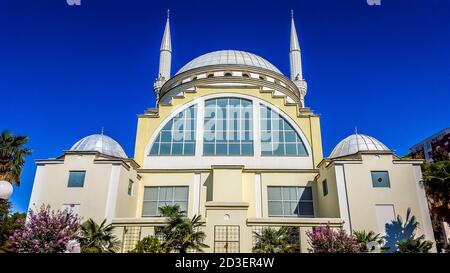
[
  {"xmin": 176, "ymin": 50, "xmax": 282, "ymax": 75},
  {"xmin": 330, "ymin": 134, "xmax": 390, "ymax": 158},
  {"xmin": 70, "ymin": 134, "xmax": 127, "ymax": 158}
]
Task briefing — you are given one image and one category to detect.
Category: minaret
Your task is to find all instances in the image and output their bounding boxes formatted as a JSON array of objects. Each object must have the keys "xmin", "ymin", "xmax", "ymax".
[
  {"xmin": 154, "ymin": 9, "xmax": 172, "ymax": 103},
  {"xmin": 289, "ymin": 10, "xmax": 308, "ymax": 106}
]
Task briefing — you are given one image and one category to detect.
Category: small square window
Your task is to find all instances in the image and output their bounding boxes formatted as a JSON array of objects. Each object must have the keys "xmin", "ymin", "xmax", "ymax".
[
  {"xmin": 128, "ymin": 180, "xmax": 134, "ymax": 196},
  {"xmin": 371, "ymin": 171, "xmax": 390, "ymax": 188},
  {"xmin": 68, "ymin": 171, "xmax": 85, "ymax": 188},
  {"xmin": 322, "ymin": 179, "xmax": 328, "ymax": 196}
]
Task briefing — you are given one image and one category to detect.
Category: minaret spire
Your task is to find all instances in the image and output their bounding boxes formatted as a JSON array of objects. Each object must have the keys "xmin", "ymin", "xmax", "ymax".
[
  {"xmin": 154, "ymin": 9, "xmax": 172, "ymax": 104},
  {"xmin": 289, "ymin": 10, "xmax": 308, "ymax": 106}
]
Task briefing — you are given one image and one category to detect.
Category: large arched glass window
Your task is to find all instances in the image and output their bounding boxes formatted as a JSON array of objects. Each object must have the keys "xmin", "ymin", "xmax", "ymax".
[
  {"xmin": 149, "ymin": 105, "xmax": 197, "ymax": 155},
  {"xmin": 203, "ymin": 98, "xmax": 253, "ymax": 156},
  {"xmin": 260, "ymin": 105, "xmax": 308, "ymax": 156}
]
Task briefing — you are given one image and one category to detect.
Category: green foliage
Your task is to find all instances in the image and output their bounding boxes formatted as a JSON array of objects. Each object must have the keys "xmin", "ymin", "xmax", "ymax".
[
  {"xmin": 353, "ymin": 230, "xmax": 387, "ymax": 252},
  {"xmin": 421, "ymin": 159, "xmax": 450, "ymax": 251},
  {"xmin": 432, "ymin": 147, "xmax": 450, "ymax": 162},
  {"xmin": 130, "ymin": 205, "xmax": 209, "ymax": 253},
  {"xmin": 0, "ymin": 200, "xmax": 26, "ymax": 253},
  {"xmin": 157, "ymin": 205, "xmax": 208, "ymax": 253},
  {"xmin": 129, "ymin": 236, "xmax": 164, "ymax": 253},
  {"xmin": 396, "ymin": 235, "xmax": 433, "ymax": 253},
  {"xmin": 252, "ymin": 226, "xmax": 298, "ymax": 253},
  {"xmin": 422, "ymin": 160, "xmax": 450, "ymax": 224},
  {"xmin": 79, "ymin": 218, "xmax": 121, "ymax": 253},
  {"xmin": 0, "ymin": 130, "xmax": 31, "ymax": 185}
]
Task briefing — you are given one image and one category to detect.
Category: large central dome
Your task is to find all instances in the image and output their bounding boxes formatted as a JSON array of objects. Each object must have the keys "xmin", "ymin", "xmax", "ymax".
[{"xmin": 176, "ymin": 50, "xmax": 282, "ymax": 75}]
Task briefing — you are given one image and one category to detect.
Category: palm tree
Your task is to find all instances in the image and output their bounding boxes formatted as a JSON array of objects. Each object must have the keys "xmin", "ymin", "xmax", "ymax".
[
  {"xmin": 253, "ymin": 227, "xmax": 297, "ymax": 253},
  {"xmin": 157, "ymin": 204, "xmax": 208, "ymax": 253},
  {"xmin": 79, "ymin": 218, "xmax": 121, "ymax": 253},
  {"xmin": 396, "ymin": 235, "xmax": 433, "ymax": 253},
  {"xmin": 0, "ymin": 130, "xmax": 31, "ymax": 186},
  {"xmin": 354, "ymin": 230, "xmax": 386, "ymax": 252},
  {"xmin": 129, "ymin": 235, "xmax": 164, "ymax": 253}
]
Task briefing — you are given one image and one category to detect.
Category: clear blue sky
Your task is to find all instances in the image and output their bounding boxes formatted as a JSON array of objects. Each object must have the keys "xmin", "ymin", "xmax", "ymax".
[{"xmin": 1, "ymin": 0, "xmax": 449, "ymax": 212}]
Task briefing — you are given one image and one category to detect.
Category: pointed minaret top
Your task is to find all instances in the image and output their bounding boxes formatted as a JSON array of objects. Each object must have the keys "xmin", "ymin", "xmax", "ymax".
[
  {"xmin": 290, "ymin": 10, "xmax": 300, "ymax": 52},
  {"xmin": 160, "ymin": 10, "xmax": 172, "ymax": 52}
]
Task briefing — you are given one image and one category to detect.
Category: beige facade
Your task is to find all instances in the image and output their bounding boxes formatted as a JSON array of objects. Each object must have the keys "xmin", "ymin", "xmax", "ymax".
[{"xmin": 28, "ymin": 15, "xmax": 436, "ymax": 253}]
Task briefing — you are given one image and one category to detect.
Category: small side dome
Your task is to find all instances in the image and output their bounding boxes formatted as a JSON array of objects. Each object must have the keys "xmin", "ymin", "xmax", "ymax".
[
  {"xmin": 70, "ymin": 134, "xmax": 127, "ymax": 158},
  {"xmin": 330, "ymin": 134, "xmax": 390, "ymax": 158}
]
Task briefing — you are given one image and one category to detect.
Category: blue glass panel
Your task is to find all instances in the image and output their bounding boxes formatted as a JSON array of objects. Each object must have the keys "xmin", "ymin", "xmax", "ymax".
[
  {"xmin": 241, "ymin": 143, "xmax": 253, "ymax": 155},
  {"xmin": 184, "ymin": 143, "xmax": 195, "ymax": 155},
  {"xmin": 203, "ymin": 98, "xmax": 253, "ymax": 156},
  {"xmin": 172, "ymin": 144, "xmax": 183, "ymax": 154},
  {"xmin": 203, "ymin": 144, "xmax": 215, "ymax": 155},
  {"xmin": 149, "ymin": 143, "xmax": 159, "ymax": 155},
  {"xmin": 159, "ymin": 144, "xmax": 171, "ymax": 155},
  {"xmin": 149, "ymin": 105, "xmax": 197, "ymax": 156},
  {"xmin": 216, "ymin": 144, "xmax": 227, "ymax": 155},
  {"xmin": 68, "ymin": 171, "xmax": 85, "ymax": 188},
  {"xmin": 259, "ymin": 104, "xmax": 308, "ymax": 156},
  {"xmin": 371, "ymin": 171, "xmax": 390, "ymax": 188},
  {"xmin": 229, "ymin": 144, "xmax": 240, "ymax": 155},
  {"xmin": 285, "ymin": 144, "xmax": 297, "ymax": 156}
]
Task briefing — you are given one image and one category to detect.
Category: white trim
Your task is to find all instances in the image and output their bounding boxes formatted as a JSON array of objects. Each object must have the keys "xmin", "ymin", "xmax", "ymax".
[
  {"xmin": 143, "ymin": 93, "xmax": 313, "ymax": 170},
  {"xmin": 254, "ymin": 173, "xmax": 262, "ymax": 218},
  {"xmin": 193, "ymin": 173, "xmax": 201, "ymax": 216},
  {"xmin": 412, "ymin": 165, "xmax": 437, "ymax": 252},
  {"xmin": 334, "ymin": 165, "xmax": 352, "ymax": 233},
  {"xmin": 104, "ymin": 165, "xmax": 121, "ymax": 223},
  {"xmin": 28, "ymin": 165, "xmax": 45, "ymax": 212}
]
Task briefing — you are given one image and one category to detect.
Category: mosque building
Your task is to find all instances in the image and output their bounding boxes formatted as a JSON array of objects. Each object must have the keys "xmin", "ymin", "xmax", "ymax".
[{"xmin": 28, "ymin": 13, "xmax": 435, "ymax": 253}]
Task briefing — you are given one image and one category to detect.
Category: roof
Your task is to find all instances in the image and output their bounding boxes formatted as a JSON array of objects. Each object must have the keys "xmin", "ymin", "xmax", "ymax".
[
  {"xmin": 70, "ymin": 134, "xmax": 128, "ymax": 159},
  {"xmin": 175, "ymin": 50, "xmax": 282, "ymax": 75},
  {"xmin": 330, "ymin": 134, "xmax": 390, "ymax": 158}
]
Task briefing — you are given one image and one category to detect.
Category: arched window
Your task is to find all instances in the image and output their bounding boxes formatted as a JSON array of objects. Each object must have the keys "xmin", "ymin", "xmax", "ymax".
[
  {"xmin": 149, "ymin": 105, "xmax": 197, "ymax": 155},
  {"xmin": 224, "ymin": 72, "xmax": 232, "ymax": 77},
  {"xmin": 260, "ymin": 105, "xmax": 308, "ymax": 156},
  {"xmin": 207, "ymin": 73, "xmax": 214, "ymax": 78},
  {"xmin": 203, "ymin": 98, "xmax": 253, "ymax": 156},
  {"xmin": 242, "ymin": 73, "xmax": 250, "ymax": 78}
]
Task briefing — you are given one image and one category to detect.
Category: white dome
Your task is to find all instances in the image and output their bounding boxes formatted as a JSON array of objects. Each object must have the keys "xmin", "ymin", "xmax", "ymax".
[
  {"xmin": 70, "ymin": 134, "xmax": 127, "ymax": 158},
  {"xmin": 330, "ymin": 134, "xmax": 390, "ymax": 158},
  {"xmin": 176, "ymin": 50, "xmax": 282, "ymax": 75}
]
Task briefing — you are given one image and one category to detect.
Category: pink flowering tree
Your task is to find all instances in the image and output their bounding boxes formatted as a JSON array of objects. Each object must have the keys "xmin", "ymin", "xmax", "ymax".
[
  {"xmin": 8, "ymin": 205, "xmax": 81, "ymax": 253},
  {"xmin": 306, "ymin": 223, "xmax": 361, "ymax": 253}
]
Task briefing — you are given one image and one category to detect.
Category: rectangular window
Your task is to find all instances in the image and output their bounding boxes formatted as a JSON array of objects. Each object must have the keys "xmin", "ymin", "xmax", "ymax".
[
  {"xmin": 322, "ymin": 180, "xmax": 328, "ymax": 196},
  {"xmin": 142, "ymin": 186, "xmax": 189, "ymax": 217},
  {"xmin": 371, "ymin": 171, "xmax": 390, "ymax": 188},
  {"xmin": 203, "ymin": 98, "xmax": 253, "ymax": 156},
  {"xmin": 267, "ymin": 186, "xmax": 314, "ymax": 217},
  {"xmin": 128, "ymin": 180, "xmax": 134, "ymax": 196},
  {"xmin": 68, "ymin": 171, "xmax": 86, "ymax": 188}
]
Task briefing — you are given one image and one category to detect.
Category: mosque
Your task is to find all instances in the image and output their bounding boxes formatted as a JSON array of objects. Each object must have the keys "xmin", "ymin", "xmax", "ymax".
[{"xmin": 28, "ymin": 13, "xmax": 435, "ymax": 253}]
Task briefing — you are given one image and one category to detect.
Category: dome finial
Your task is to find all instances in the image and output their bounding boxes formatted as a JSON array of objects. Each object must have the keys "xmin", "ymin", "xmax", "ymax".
[
  {"xmin": 291, "ymin": 9, "xmax": 294, "ymax": 19},
  {"xmin": 167, "ymin": 9, "xmax": 170, "ymax": 19}
]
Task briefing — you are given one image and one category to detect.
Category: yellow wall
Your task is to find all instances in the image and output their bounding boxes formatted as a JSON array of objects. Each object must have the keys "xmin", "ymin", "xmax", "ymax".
[
  {"xmin": 134, "ymin": 86, "xmax": 323, "ymax": 168},
  {"xmin": 316, "ymin": 163, "xmax": 341, "ymax": 218}
]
